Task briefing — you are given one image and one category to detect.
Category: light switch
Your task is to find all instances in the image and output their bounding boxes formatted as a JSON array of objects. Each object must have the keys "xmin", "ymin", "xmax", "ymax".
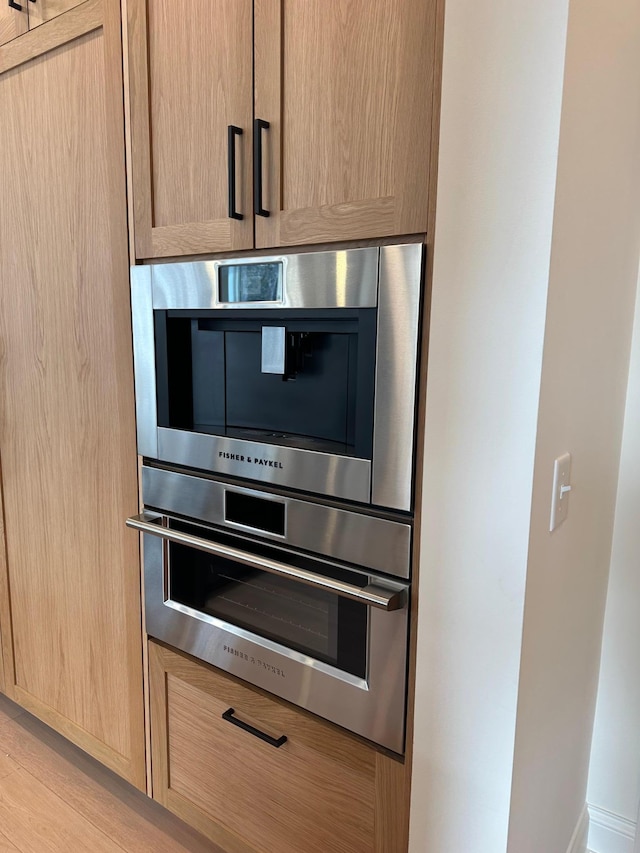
[{"xmin": 550, "ymin": 452, "xmax": 572, "ymax": 532}]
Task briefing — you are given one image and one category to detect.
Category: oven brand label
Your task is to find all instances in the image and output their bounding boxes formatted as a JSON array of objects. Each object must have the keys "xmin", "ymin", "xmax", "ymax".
[
  {"xmin": 223, "ymin": 644, "xmax": 286, "ymax": 678},
  {"xmin": 218, "ymin": 451, "xmax": 284, "ymax": 470}
]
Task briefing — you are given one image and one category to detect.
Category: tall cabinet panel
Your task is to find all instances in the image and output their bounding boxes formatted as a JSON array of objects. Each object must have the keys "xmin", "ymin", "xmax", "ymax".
[
  {"xmin": 254, "ymin": 0, "xmax": 436, "ymax": 248},
  {"xmin": 0, "ymin": 0, "xmax": 145, "ymax": 788},
  {"xmin": 127, "ymin": 0, "xmax": 254, "ymax": 259}
]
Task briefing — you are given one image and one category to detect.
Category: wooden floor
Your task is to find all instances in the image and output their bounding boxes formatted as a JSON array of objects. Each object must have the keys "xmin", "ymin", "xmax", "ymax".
[{"xmin": 0, "ymin": 693, "xmax": 223, "ymax": 852}]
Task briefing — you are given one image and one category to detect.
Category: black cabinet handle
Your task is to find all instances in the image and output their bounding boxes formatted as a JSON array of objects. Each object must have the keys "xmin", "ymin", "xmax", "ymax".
[
  {"xmin": 222, "ymin": 707, "xmax": 287, "ymax": 748},
  {"xmin": 253, "ymin": 118, "xmax": 270, "ymax": 217},
  {"xmin": 227, "ymin": 125, "xmax": 243, "ymax": 221},
  {"xmin": 8, "ymin": 0, "xmax": 23, "ymax": 10}
]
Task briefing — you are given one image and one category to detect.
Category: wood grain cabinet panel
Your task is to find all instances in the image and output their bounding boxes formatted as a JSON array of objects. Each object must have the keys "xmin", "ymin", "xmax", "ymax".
[
  {"xmin": 0, "ymin": 0, "xmax": 86, "ymax": 43},
  {"xmin": 150, "ymin": 642, "xmax": 409, "ymax": 853},
  {"xmin": 27, "ymin": 0, "xmax": 87, "ymax": 29},
  {"xmin": 0, "ymin": 3, "xmax": 27, "ymax": 47},
  {"xmin": 125, "ymin": 0, "xmax": 436, "ymax": 259},
  {"xmin": 254, "ymin": 0, "xmax": 436, "ymax": 248},
  {"xmin": 0, "ymin": 0, "xmax": 145, "ymax": 789},
  {"xmin": 127, "ymin": 0, "xmax": 254, "ymax": 258},
  {"xmin": 0, "ymin": 472, "xmax": 6, "ymax": 697}
]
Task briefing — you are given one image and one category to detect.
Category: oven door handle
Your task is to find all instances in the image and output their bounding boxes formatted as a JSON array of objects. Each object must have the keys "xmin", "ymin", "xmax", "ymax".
[{"xmin": 126, "ymin": 512, "xmax": 406, "ymax": 612}]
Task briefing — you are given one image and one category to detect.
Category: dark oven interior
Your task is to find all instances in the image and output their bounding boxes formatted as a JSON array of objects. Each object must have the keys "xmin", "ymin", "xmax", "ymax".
[{"xmin": 167, "ymin": 517, "xmax": 369, "ymax": 679}]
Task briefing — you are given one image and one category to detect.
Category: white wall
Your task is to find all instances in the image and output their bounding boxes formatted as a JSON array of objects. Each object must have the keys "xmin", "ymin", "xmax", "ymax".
[
  {"xmin": 586, "ymin": 271, "xmax": 640, "ymax": 850},
  {"xmin": 507, "ymin": 0, "xmax": 640, "ymax": 849},
  {"xmin": 410, "ymin": 1, "xmax": 640, "ymax": 851},
  {"xmin": 408, "ymin": 2, "xmax": 569, "ymax": 850}
]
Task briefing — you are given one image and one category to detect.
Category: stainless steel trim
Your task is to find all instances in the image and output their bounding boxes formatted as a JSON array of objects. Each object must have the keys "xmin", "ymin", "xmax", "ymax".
[
  {"xmin": 142, "ymin": 466, "xmax": 411, "ymax": 579},
  {"xmin": 150, "ymin": 247, "xmax": 379, "ymax": 310},
  {"xmin": 142, "ymin": 525, "xmax": 409, "ymax": 752},
  {"xmin": 165, "ymin": 597, "xmax": 369, "ymax": 690},
  {"xmin": 126, "ymin": 512, "xmax": 405, "ymax": 611},
  {"xmin": 157, "ymin": 428, "xmax": 372, "ymax": 505},
  {"xmin": 130, "ymin": 266, "xmax": 158, "ymax": 457},
  {"xmin": 372, "ymin": 244, "xmax": 424, "ymax": 511}
]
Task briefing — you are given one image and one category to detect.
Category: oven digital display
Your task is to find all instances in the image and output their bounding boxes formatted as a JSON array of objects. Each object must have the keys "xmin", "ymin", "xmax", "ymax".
[{"xmin": 218, "ymin": 262, "xmax": 283, "ymax": 304}]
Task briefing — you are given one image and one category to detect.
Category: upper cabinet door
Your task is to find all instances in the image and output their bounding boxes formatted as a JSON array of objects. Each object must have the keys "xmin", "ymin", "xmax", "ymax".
[
  {"xmin": 0, "ymin": 2, "xmax": 27, "ymax": 47},
  {"xmin": 27, "ymin": 0, "xmax": 86, "ymax": 29},
  {"xmin": 127, "ymin": 0, "xmax": 254, "ymax": 259},
  {"xmin": 254, "ymin": 0, "xmax": 436, "ymax": 249}
]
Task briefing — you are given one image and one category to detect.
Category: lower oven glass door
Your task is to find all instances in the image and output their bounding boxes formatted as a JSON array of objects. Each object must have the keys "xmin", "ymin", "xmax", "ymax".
[
  {"xmin": 168, "ymin": 519, "xmax": 369, "ymax": 680},
  {"xmin": 133, "ymin": 511, "xmax": 410, "ymax": 753}
]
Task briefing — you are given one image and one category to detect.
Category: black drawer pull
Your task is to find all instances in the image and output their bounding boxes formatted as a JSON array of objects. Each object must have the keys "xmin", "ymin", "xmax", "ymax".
[
  {"xmin": 227, "ymin": 125, "xmax": 243, "ymax": 221},
  {"xmin": 222, "ymin": 707, "xmax": 287, "ymax": 748},
  {"xmin": 8, "ymin": 0, "xmax": 23, "ymax": 10},
  {"xmin": 253, "ymin": 118, "xmax": 270, "ymax": 217}
]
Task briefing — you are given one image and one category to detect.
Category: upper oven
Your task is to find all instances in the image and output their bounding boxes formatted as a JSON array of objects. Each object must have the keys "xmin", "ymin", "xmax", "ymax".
[{"xmin": 131, "ymin": 243, "xmax": 423, "ymax": 512}]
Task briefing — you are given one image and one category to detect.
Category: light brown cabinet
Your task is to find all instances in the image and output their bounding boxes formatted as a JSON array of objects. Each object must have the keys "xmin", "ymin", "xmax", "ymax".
[
  {"xmin": 0, "ymin": 3, "xmax": 27, "ymax": 48},
  {"xmin": 254, "ymin": 0, "xmax": 435, "ymax": 249},
  {"xmin": 0, "ymin": 0, "xmax": 430, "ymax": 842},
  {"xmin": 127, "ymin": 0, "xmax": 437, "ymax": 260},
  {"xmin": 0, "ymin": 0, "xmax": 84, "ymax": 44},
  {"xmin": 127, "ymin": 0, "xmax": 254, "ymax": 259},
  {"xmin": 27, "ymin": 0, "xmax": 86, "ymax": 29},
  {"xmin": 0, "ymin": 0, "xmax": 145, "ymax": 789},
  {"xmin": 149, "ymin": 641, "xmax": 409, "ymax": 853},
  {"xmin": 0, "ymin": 467, "xmax": 7, "ymax": 697}
]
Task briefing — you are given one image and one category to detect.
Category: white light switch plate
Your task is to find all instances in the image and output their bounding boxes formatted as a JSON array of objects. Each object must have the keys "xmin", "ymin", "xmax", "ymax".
[{"xmin": 550, "ymin": 452, "xmax": 572, "ymax": 532}]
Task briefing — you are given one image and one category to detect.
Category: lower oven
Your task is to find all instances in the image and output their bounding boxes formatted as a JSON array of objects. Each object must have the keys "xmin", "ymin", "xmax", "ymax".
[{"xmin": 128, "ymin": 465, "xmax": 412, "ymax": 754}]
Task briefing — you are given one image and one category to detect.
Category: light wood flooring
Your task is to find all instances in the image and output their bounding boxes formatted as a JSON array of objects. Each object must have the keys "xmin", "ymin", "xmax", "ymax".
[{"xmin": 0, "ymin": 692, "xmax": 223, "ymax": 852}]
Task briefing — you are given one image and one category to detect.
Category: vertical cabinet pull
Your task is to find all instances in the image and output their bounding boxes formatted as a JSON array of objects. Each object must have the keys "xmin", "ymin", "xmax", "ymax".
[
  {"xmin": 253, "ymin": 118, "xmax": 270, "ymax": 217},
  {"xmin": 222, "ymin": 707, "xmax": 287, "ymax": 748},
  {"xmin": 227, "ymin": 125, "xmax": 244, "ymax": 221},
  {"xmin": 8, "ymin": 0, "xmax": 23, "ymax": 10}
]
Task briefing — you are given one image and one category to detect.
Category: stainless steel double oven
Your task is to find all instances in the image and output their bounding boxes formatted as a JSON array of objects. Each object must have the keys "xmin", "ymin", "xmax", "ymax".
[{"xmin": 128, "ymin": 243, "xmax": 423, "ymax": 754}]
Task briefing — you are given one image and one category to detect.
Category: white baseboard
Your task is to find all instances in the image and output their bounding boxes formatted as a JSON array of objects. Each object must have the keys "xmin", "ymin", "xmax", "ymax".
[
  {"xmin": 587, "ymin": 804, "xmax": 636, "ymax": 853},
  {"xmin": 567, "ymin": 806, "xmax": 589, "ymax": 853}
]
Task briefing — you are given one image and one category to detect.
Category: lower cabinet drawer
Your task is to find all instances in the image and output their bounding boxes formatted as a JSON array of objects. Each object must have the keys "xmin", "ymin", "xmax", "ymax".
[{"xmin": 148, "ymin": 641, "xmax": 407, "ymax": 853}]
